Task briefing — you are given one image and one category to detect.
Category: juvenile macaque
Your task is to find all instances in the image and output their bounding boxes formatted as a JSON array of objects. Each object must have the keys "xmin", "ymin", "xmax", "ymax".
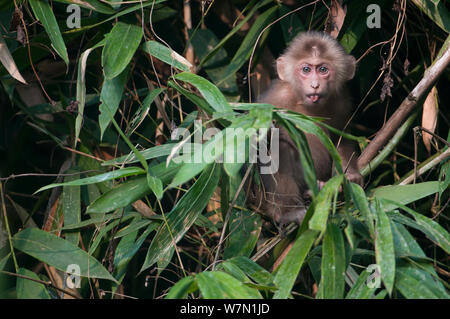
[{"xmin": 248, "ymin": 31, "xmax": 363, "ymax": 227}]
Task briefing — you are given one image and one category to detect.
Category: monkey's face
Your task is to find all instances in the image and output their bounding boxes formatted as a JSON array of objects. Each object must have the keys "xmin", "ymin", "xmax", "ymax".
[
  {"xmin": 277, "ymin": 55, "xmax": 337, "ymax": 108},
  {"xmin": 294, "ymin": 58, "xmax": 334, "ymax": 107}
]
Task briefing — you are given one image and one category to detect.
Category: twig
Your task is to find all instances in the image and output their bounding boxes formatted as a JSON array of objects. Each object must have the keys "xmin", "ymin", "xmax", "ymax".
[
  {"xmin": 0, "ymin": 183, "xmax": 19, "ymax": 272},
  {"xmin": 211, "ymin": 164, "xmax": 253, "ymax": 271},
  {"xmin": 183, "ymin": 0, "xmax": 195, "ymax": 66},
  {"xmin": 0, "ymin": 270, "xmax": 81, "ymax": 299},
  {"xmin": 398, "ymin": 148, "xmax": 450, "ymax": 185},
  {"xmin": 358, "ymin": 38, "xmax": 450, "ymax": 169},
  {"xmin": 414, "ymin": 126, "xmax": 450, "ymax": 148}
]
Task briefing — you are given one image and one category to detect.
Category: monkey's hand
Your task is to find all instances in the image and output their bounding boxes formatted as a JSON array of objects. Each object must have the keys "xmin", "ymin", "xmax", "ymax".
[{"xmin": 345, "ymin": 169, "xmax": 363, "ymax": 186}]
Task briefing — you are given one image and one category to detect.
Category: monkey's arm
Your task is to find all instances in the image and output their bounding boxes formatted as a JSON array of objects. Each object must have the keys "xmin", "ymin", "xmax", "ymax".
[{"xmin": 337, "ymin": 138, "xmax": 363, "ymax": 186}]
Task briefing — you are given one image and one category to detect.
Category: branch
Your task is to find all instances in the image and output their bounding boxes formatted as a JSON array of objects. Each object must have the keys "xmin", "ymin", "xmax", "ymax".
[{"xmin": 357, "ymin": 36, "xmax": 450, "ymax": 169}]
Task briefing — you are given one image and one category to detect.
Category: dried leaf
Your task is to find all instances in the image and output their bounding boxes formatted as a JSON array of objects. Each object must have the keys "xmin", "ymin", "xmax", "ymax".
[
  {"xmin": 0, "ymin": 34, "xmax": 27, "ymax": 84},
  {"xmin": 327, "ymin": 0, "xmax": 346, "ymax": 38},
  {"xmin": 421, "ymin": 86, "xmax": 438, "ymax": 153},
  {"xmin": 380, "ymin": 73, "xmax": 394, "ymax": 102}
]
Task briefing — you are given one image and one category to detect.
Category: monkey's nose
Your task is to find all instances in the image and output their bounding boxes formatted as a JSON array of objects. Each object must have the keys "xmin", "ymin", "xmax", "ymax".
[{"xmin": 311, "ymin": 82, "xmax": 319, "ymax": 89}]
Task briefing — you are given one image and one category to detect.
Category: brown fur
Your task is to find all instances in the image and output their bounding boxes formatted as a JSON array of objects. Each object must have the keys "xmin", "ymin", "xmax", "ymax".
[{"xmin": 248, "ymin": 31, "xmax": 363, "ymax": 227}]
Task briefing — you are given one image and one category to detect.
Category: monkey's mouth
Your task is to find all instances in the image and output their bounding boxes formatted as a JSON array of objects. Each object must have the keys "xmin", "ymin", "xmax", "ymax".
[{"xmin": 306, "ymin": 94, "xmax": 321, "ymax": 103}]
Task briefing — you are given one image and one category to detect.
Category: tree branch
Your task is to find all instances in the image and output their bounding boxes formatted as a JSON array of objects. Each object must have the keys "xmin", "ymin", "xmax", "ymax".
[{"xmin": 357, "ymin": 36, "xmax": 450, "ymax": 169}]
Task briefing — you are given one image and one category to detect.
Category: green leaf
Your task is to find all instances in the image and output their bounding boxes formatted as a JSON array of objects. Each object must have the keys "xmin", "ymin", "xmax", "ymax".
[
  {"xmin": 349, "ymin": 183, "xmax": 375, "ymax": 238},
  {"xmin": 391, "ymin": 221, "xmax": 428, "ymax": 258},
  {"xmin": 127, "ymin": 88, "xmax": 166, "ymax": 135},
  {"xmin": 142, "ymin": 41, "xmax": 192, "ymax": 72},
  {"xmin": 222, "ymin": 170, "xmax": 262, "ymax": 259},
  {"xmin": 224, "ymin": 210, "xmax": 262, "ymax": 259},
  {"xmin": 219, "ymin": 261, "xmax": 249, "ymax": 283},
  {"xmin": 102, "ymin": 22, "xmax": 143, "ymax": 79},
  {"xmin": 198, "ymin": 0, "xmax": 273, "ymax": 66},
  {"xmin": 166, "ymin": 276, "xmax": 197, "ymax": 299},
  {"xmin": 111, "ymin": 231, "xmax": 137, "ymax": 289},
  {"xmin": 99, "ymin": 66, "xmax": 129, "ymax": 140},
  {"xmin": 395, "ymin": 262, "xmax": 450, "ymax": 299},
  {"xmin": 102, "ymin": 143, "xmax": 181, "ymax": 166},
  {"xmin": 54, "ymin": 0, "xmax": 115, "ymax": 14},
  {"xmin": 88, "ymin": 218, "xmax": 123, "ymax": 255},
  {"xmin": 339, "ymin": 0, "xmax": 371, "ymax": 53},
  {"xmin": 189, "ymin": 29, "xmax": 238, "ymax": 95},
  {"xmin": 86, "ymin": 176, "xmax": 150, "ymax": 214},
  {"xmin": 277, "ymin": 111, "xmax": 342, "ymax": 173},
  {"xmin": 173, "ymin": 72, "xmax": 232, "ymax": 113},
  {"xmin": 16, "ymin": 268, "xmax": 51, "ymax": 299},
  {"xmin": 29, "ymin": 0, "xmax": 69, "ymax": 65},
  {"xmin": 147, "ymin": 171, "xmax": 163, "ymax": 200},
  {"xmin": 273, "ymin": 230, "xmax": 318, "ymax": 299},
  {"xmin": 372, "ymin": 181, "xmax": 440, "ymax": 211},
  {"xmin": 141, "ymin": 164, "xmax": 220, "ymax": 272},
  {"xmin": 196, "ymin": 271, "xmax": 262, "ymax": 299},
  {"xmin": 390, "ymin": 201, "xmax": 450, "ymax": 255},
  {"xmin": 317, "ymin": 224, "xmax": 346, "ymax": 299},
  {"xmin": 12, "ymin": 228, "xmax": 117, "ymax": 282},
  {"xmin": 411, "ymin": 0, "xmax": 450, "ymax": 33},
  {"xmin": 309, "ymin": 175, "xmax": 344, "ymax": 232},
  {"xmin": 75, "ymin": 39, "xmax": 105, "ymax": 148},
  {"xmin": 279, "ymin": 5, "xmax": 305, "ymax": 44},
  {"xmin": 35, "ymin": 167, "xmax": 145, "ymax": 193},
  {"xmin": 62, "ymin": 169, "xmax": 81, "ymax": 245},
  {"xmin": 114, "ymin": 219, "xmax": 155, "ymax": 239},
  {"xmin": 345, "ymin": 269, "xmax": 377, "ymax": 299},
  {"xmin": 220, "ymin": 6, "xmax": 278, "ymax": 84},
  {"xmin": 61, "ymin": 212, "xmax": 131, "ymax": 230},
  {"xmin": 112, "ymin": 224, "xmax": 157, "ymax": 289},
  {"xmin": 168, "ymin": 79, "xmax": 215, "ymax": 115},
  {"xmin": 374, "ymin": 200, "xmax": 395, "ymax": 295},
  {"xmin": 227, "ymin": 256, "xmax": 274, "ymax": 286}
]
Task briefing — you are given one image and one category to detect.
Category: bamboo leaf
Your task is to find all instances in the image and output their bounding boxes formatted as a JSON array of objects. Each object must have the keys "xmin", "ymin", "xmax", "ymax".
[
  {"xmin": 309, "ymin": 175, "xmax": 344, "ymax": 232},
  {"xmin": 197, "ymin": 271, "xmax": 262, "ymax": 299},
  {"xmin": 317, "ymin": 223, "xmax": 346, "ymax": 299},
  {"xmin": 29, "ymin": 0, "xmax": 69, "ymax": 65},
  {"xmin": 62, "ymin": 169, "xmax": 81, "ymax": 245},
  {"xmin": 395, "ymin": 263, "xmax": 450, "ymax": 299},
  {"xmin": 220, "ymin": 6, "xmax": 278, "ymax": 84},
  {"xmin": 13, "ymin": 228, "xmax": 117, "ymax": 282},
  {"xmin": 374, "ymin": 200, "xmax": 395, "ymax": 295},
  {"xmin": 99, "ymin": 66, "xmax": 129, "ymax": 140},
  {"xmin": 141, "ymin": 164, "xmax": 220, "ymax": 272},
  {"xmin": 273, "ymin": 230, "xmax": 318, "ymax": 299},
  {"xmin": 372, "ymin": 181, "xmax": 440, "ymax": 211},
  {"xmin": 228, "ymin": 256, "xmax": 274, "ymax": 286},
  {"xmin": 86, "ymin": 176, "xmax": 150, "ymax": 214},
  {"xmin": 345, "ymin": 269, "xmax": 377, "ymax": 299},
  {"xmin": 102, "ymin": 22, "xmax": 143, "ymax": 79},
  {"xmin": 142, "ymin": 41, "xmax": 192, "ymax": 72},
  {"xmin": 0, "ymin": 34, "xmax": 26, "ymax": 83},
  {"xmin": 166, "ymin": 276, "xmax": 197, "ymax": 299},
  {"xmin": 16, "ymin": 268, "xmax": 51, "ymax": 299},
  {"xmin": 173, "ymin": 72, "xmax": 232, "ymax": 113},
  {"xmin": 35, "ymin": 167, "xmax": 145, "ymax": 193}
]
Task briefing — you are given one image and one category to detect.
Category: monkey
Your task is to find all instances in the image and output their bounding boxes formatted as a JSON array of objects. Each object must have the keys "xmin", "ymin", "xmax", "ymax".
[{"xmin": 247, "ymin": 31, "xmax": 363, "ymax": 228}]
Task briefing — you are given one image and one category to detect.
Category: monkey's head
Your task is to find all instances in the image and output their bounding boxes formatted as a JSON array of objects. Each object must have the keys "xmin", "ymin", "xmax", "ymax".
[{"xmin": 276, "ymin": 31, "xmax": 356, "ymax": 107}]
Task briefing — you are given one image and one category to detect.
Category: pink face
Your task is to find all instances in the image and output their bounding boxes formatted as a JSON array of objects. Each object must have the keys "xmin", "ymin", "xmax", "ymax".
[{"xmin": 295, "ymin": 59, "xmax": 334, "ymax": 106}]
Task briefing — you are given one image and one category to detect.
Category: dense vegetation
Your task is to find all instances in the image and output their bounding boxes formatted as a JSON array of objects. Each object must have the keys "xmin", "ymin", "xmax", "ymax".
[{"xmin": 0, "ymin": 0, "xmax": 449, "ymax": 299}]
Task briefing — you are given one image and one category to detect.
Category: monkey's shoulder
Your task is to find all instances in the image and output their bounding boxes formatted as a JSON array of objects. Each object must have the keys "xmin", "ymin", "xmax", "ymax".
[{"xmin": 257, "ymin": 80, "xmax": 298, "ymax": 109}]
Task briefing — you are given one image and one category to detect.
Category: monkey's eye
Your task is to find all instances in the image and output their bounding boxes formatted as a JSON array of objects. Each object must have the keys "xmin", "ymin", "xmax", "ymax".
[
  {"xmin": 318, "ymin": 66, "xmax": 329, "ymax": 74},
  {"xmin": 302, "ymin": 66, "xmax": 311, "ymax": 73}
]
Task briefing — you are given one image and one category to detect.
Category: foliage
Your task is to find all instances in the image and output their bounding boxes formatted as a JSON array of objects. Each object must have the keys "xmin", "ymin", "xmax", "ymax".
[{"xmin": 0, "ymin": 0, "xmax": 449, "ymax": 299}]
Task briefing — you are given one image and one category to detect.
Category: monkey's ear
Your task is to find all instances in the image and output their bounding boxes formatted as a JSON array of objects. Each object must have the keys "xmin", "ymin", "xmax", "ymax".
[
  {"xmin": 276, "ymin": 57, "xmax": 287, "ymax": 81},
  {"xmin": 346, "ymin": 56, "xmax": 357, "ymax": 80}
]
